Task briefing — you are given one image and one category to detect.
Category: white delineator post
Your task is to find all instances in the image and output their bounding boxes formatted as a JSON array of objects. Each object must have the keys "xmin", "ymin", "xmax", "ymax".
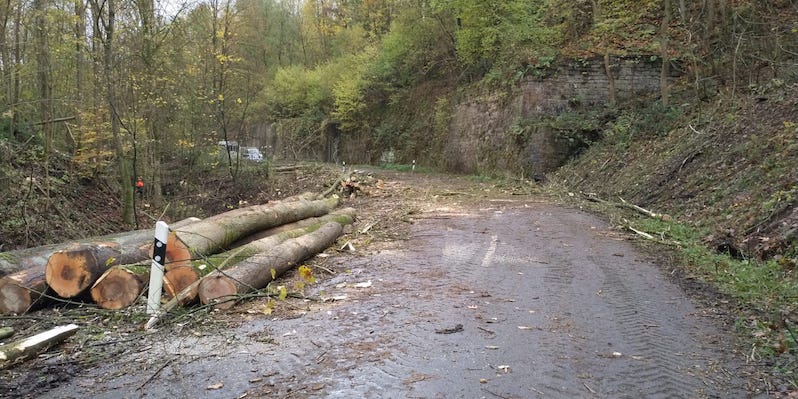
[{"xmin": 146, "ymin": 221, "xmax": 169, "ymax": 315}]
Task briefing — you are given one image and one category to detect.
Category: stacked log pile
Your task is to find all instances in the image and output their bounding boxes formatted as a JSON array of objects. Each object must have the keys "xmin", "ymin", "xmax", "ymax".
[{"xmin": 0, "ymin": 193, "xmax": 355, "ymax": 316}]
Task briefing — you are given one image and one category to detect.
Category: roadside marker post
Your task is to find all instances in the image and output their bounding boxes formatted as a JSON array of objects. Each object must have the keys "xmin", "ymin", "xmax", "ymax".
[{"xmin": 146, "ymin": 221, "xmax": 169, "ymax": 315}]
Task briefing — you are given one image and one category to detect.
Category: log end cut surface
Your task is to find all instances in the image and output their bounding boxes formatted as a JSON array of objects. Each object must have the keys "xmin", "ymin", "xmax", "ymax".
[
  {"xmin": 0, "ymin": 280, "xmax": 32, "ymax": 314},
  {"xmin": 164, "ymin": 267, "xmax": 200, "ymax": 303},
  {"xmin": 198, "ymin": 275, "xmax": 237, "ymax": 310},
  {"xmin": 90, "ymin": 268, "xmax": 144, "ymax": 310},
  {"xmin": 45, "ymin": 243, "xmax": 118, "ymax": 298}
]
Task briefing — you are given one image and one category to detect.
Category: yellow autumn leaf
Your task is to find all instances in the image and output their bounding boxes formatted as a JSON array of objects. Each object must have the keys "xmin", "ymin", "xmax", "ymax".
[
  {"xmin": 270, "ymin": 268, "xmax": 277, "ymax": 280},
  {"xmin": 298, "ymin": 265, "xmax": 316, "ymax": 283},
  {"xmin": 278, "ymin": 285, "xmax": 287, "ymax": 300},
  {"xmin": 262, "ymin": 299, "xmax": 274, "ymax": 315}
]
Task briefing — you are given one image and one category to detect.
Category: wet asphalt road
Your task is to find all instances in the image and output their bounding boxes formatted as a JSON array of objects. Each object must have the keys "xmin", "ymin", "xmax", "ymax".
[{"xmin": 40, "ymin": 194, "xmax": 754, "ymax": 399}]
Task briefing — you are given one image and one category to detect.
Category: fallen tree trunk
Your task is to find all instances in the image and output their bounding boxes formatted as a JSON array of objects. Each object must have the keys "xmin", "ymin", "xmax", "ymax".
[
  {"xmin": 198, "ymin": 221, "xmax": 345, "ymax": 309},
  {"xmin": 174, "ymin": 196, "xmax": 340, "ymax": 259},
  {"xmin": 146, "ymin": 211, "xmax": 355, "ymax": 328},
  {"xmin": 0, "ymin": 324, "xmax": 78, "ymax": 368},
  {"xmin": 0, "ymin": 218, "xmax": 198, "ymax": 278},
  {"xmin": 1, "ymin": 219, "xmax": 199, "ymax": 314},
  {"xmin": 46, "ymin": 196, "xmax": 337, "ymax": 300},
  {"xmin": 164, "ymin": 208, "xmax": 356, "ymax": 304},
  {"xmin": 155, "ymin": 196, "xmax": 340, "ymax": 299},
  {"xmin": 44, "ymin": 232, "xmax": 188, "ymax": 299},
  {"xmin": 91, "ymin": 207, "xmax": 354, "ymax": 311}
]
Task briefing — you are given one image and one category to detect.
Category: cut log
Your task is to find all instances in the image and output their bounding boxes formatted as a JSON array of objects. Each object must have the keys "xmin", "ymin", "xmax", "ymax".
[
  {"xmin": 0, "ymin": 324, "xmax": 78, "ymax": 368},
  {"xmin": 229, "ymin": 207, "xmax": 356, "ymax": 248},
  {"xmin": 0, "ymin": 217, "xmax": 200, "ymax": 313},
  {"xmin": 172, "ymin": 209, "xmax": 356, "ymax": 305},
  {"xmin": 0, "ymin": 217, "xmax": 200, "ymax": 277},
  {"xmin": 162, "ymin": 265, "xmax": 200, "ymax": 300},
  {"xmin": 90, "ymin": 266, "xmax": 147, "ymax": 310},
  {"xmin": 45, "ymin": 233, "xmax": 186, "ymax": 299},
  {"xmin": 45, "ymin": 243, "xmax": 123, "ymax": 298},
  {"xmin": 2, "ymin": 219, "xmax": 198, "ymax": 314},
  {"xmin": 198, "ymin": 221, "xmax": 346, "ymax": 309},
  {"xmin": 99, "ymin": 206, "xmax": 352, "ymax": 311},
  {"xmin": 155, "ymin": 197, "xmax": 340, "ymax": 301},
  {"xmin": 173, "ymin": 196, "xmax": 340, "ymax": 258},
  {"xmin": 0, "ymin": 266, "xmax": 49, "ymax": 314}
]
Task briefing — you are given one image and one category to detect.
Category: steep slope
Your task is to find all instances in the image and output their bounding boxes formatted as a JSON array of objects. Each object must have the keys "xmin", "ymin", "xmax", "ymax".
[{"xmin": 554, "ymin": 83, "xmax": 798, "ymax": 260}]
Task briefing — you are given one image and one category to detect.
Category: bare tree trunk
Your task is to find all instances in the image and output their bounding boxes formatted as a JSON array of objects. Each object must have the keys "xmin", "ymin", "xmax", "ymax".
[
  {"xmin": 0, "ymin": 0, "xmax": 11, "ymax": 114},
  {"xmin": 11, "ymin": 2, "xmax": 19, "ymax": 137},
  {"xmin": 660, "ymin": 0, "xmax": 671, "ymax": 107},
  {"xmin": 34, "ymin": 0, "xmax": 53, "ymax": 202},
  {"xmin": 199, "ymin": 221, "xmax": 345, "ymax": 309},
  {"xmin": 97, "ymin": 0, "xmax": 134, "ymax": 225},
  {"xmin": 74, "ymin": 0, "xmax": 85, "ymax": 106},
  {"xmin": 603, "ymin": 47, "xmax": 616, "ymax": 106}
]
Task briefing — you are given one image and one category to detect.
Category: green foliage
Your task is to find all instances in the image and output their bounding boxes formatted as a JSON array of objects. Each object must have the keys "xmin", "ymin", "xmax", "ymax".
[
  {"xmin": 374, "ymin": 5, "xmax": 456, "ymax": 85},
  {"xmin": 330, "ymin": 47, "xmax": 379, "ymax": 130},
  {"xmin": 437, "ymin": 0, "xmax": 561, "ymax": 81},
  {"xmin": 266, "ymin": 65, "xmax": 332, "ymax": 117},
  {"xmin": 599, "ymin": 102, "xmax": 682, "ymax": 152}
]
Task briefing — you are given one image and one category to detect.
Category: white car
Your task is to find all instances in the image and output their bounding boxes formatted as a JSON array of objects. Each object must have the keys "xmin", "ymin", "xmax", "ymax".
[{"xmin": 244, "ymin": 147, "xmax": 264, "ymax": 162}]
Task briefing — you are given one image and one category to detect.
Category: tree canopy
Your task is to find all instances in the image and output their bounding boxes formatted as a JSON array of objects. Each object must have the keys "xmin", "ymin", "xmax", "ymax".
[{"xmin": 0, "ymin": 0, "xmax": 794, "ymax": 230}]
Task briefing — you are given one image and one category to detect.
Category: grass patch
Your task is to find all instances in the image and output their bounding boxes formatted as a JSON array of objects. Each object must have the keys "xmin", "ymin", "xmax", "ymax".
[
  {"xmin": 378, "ymin": 163, "xmax": 433, "ymax": 173},
  {"xmin": 624, "ymin": 213, "xmax": 798, "ymax": 382}
]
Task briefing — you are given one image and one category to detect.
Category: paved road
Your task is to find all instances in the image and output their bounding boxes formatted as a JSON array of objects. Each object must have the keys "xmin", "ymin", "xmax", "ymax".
[{"xmin": 36, "ymin": 175, "xmax": 754, "ymax": 399}]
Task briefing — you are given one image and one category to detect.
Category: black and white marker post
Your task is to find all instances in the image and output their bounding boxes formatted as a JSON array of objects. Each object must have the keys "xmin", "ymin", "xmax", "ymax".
[{"xmin": 146, "ymin": 221, "xmax": 169, "ymax": 315}]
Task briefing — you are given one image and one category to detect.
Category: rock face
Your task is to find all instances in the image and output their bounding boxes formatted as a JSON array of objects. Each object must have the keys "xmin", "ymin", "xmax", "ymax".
[{"xmin": 447, "ymin": 56, "xmax": 666, "ymax": 179}]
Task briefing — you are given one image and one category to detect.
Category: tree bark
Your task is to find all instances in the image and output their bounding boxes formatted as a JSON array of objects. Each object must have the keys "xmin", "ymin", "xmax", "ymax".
[
  {"xmin": 44, "ymin": 229, "xmax": 191, "ymax": 299},
  {"xmin": 0, "ymin": 218, "xmax": 199, "ymax": 313},
  {"xmin": 174, "ymin": 196, "xmax": 340, "ymax": 258},
  {"xmin": 0, "ymin": 217, "xmax": 199, "ymax": 277},
  {"xmin": 0, "ymin": 324, "xmax": 78, "ymax": 368},
  {"xmin": 198, "ymin": 221, "xmax": 345, "ymax": 309},
  {"xmin": 165, "ymin": 208, "xmax": 355, "ymax": 304}
]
